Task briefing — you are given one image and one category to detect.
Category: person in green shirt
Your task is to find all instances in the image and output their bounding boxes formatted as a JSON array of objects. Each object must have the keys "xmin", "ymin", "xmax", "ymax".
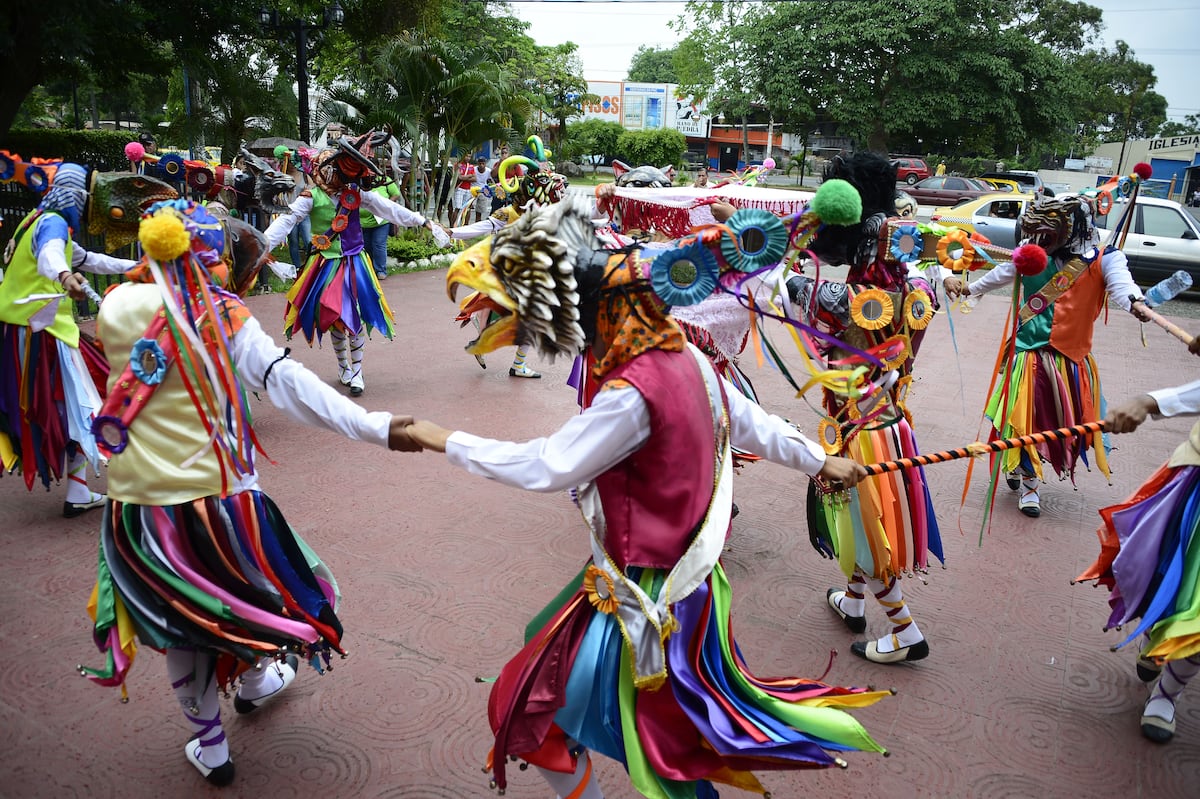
[{"xmin": 360, "ymin": 159, "xmax": 403, "ymax": 281}]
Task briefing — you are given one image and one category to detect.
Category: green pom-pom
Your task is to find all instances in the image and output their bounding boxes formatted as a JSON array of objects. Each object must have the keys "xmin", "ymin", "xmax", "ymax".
[
  {"xmin": 273, "ymin": 145, "xmax": 292, "ymax": 159},
  {"xmin": 810, "ymin": 179, "xmax": 862, "ymax": 226}
]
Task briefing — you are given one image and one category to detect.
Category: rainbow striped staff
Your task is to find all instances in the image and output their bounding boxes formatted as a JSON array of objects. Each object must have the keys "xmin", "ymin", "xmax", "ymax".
[{"xmin": 862, "ymin": 421, "xmax": 1105, "ymax": 476}]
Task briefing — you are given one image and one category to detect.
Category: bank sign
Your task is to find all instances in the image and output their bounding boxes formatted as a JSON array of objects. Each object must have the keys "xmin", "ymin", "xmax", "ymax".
[
  {"xmin": 1148, "ymin": 135, "xmax": 1200, "ymax": 152},
  {"xmin": 575, "ymin": 81, "xmax": 709, "ymax": 137}
]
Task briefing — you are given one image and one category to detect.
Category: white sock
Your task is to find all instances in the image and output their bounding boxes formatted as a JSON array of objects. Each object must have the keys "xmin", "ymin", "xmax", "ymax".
[
  {"xmin": 865, "ymin": 574, "xmax": 923, "ymax": 653},
  {"xmin": 536, "ymin": 749, "xmax": 604, "ymax": 799},
  {"xmin": 837, "ymin": 574, "xmax": 868, "ymax": 617},
  {"xmin": 330, "ymin": 329, "xmax": 350, "ymax": 384},
  {"xmin": 349, "ymin": 332, "xmax": 366, "ymax": 389},
  {"xmin": 238, "ymin": 656, "xmax": 286, "ymax": 701},
  {"xmin": 1145, "ymin": 654, "xmax": 1200, "ymax": 723},
  {"xmin": 65, "ymin": 446, "xmax": 93, "ymax": 504},
  {"xmin": 167, "ymin": 649, "xmax": 229, "ymax": 767}
]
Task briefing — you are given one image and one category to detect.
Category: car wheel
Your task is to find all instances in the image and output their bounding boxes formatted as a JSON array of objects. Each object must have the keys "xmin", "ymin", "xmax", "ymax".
[{"xmin": 906, "ymin": 174, "xmax": 918, "ymax": 185}]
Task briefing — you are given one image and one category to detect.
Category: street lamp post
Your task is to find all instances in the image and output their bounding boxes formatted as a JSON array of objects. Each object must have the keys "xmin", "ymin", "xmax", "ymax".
[{"xmin": 259, "ymin": 2, "xmax": 345, "ymax": 145}]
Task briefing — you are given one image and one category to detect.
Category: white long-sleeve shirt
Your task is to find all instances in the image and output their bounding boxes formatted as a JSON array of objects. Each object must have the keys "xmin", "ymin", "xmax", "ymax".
[
  {"xmin": 1150, "ymin": 379, "xmax": 1200, "ymax": 419},
  {"xmin": 35, "ymin": 238, "xmax": 137, "ymax": 282},
  {"xmin": 445, "ymin": 375, "xmax": 826, "ymax": 492},
  {"xmin": 263, "ymin": 189, "xmax": 428, "ymax": 251},
  {"xmin": 969, "ymin": 249, "xmax": 1144, "ymax": 311},
  {"xmin": 232, "ymin": 314, "xmax": 391, "ymax": 447}
]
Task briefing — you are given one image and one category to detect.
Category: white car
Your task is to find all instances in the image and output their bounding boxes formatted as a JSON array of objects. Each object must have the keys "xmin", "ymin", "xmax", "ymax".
[{"xmin": 1094, "ymin": 196, "xmax": 1200, "ymax": 295}]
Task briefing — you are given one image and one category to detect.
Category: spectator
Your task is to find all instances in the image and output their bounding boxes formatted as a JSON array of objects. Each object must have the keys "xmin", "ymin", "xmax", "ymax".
[
  {"xmin": 693, "ymin": 166, "xmax": 710, "ymax": 188},
  {"xmin": 471, "ymin": 156, "xmax": 491, "ymax": 223},
  {"xmin": 935, "ymin": 161, "xmax": 946, "ymax": 176},
  {"xmin": 452, "ymin": 154, "xmax": 476, "ymax": 224}
]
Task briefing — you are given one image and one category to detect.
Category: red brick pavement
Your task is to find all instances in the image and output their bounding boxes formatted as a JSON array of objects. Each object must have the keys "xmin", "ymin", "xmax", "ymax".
[{"xmin": 2, "ymin": 270, "xmax": 1198, "ymax": 798}]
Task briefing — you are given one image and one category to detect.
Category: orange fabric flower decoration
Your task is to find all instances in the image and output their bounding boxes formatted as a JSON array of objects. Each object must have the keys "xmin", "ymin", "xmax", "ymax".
[
  {"xmin": 936, "ymin": 228, "xmax": 976, "ymax": 272},
  {"xmin": 331, "ymin": 213, "xmax": 349, "ymax": 233},
  {"xmin": 311, "ymin": 233, "xmax": 332, "ymax": 251},
  {"xmin": 582, "ymin": 564, "xmax": 619, "ymax": 616}
]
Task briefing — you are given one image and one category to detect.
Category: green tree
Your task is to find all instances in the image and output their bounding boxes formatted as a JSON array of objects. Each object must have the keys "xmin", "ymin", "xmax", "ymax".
[
  {"xmin": 337, "ymin": 33, "xmax": 528, "ymax": 215},
  {"xmin": 0, "ymin": 0, "xmax": 263, "ymax": 137},
  {"xmin": 627, "ymin": 46, "xmax": 680, "ymax": 83},
  {"xmin": 674, "ymin": 2, "xmax": 760, "ymax": 165},
  {"xmin": 1157, "ymin": 114, "xmax": 1200, "ymax": 138},
  {"xmin": 738, "ymin": 0, "xmax": 1104, "ymax": 156},
  {"xmin": 560, "ymin": 119, "xmax": 624, "ymax": 174},
  {"xmin": 165, "ymin": 38, "xmax": 297, "ymax": 163},
  {"xmin": 529, "ymin": 43, "xmax": 595, "ymax": 150},
  {"xmin": 615, "ymin": 128, "xmax": 687, "ymax": 172},
  {"xmin": 1071, "ymin": 41, "xmax": 1167, "ymax": 145}
]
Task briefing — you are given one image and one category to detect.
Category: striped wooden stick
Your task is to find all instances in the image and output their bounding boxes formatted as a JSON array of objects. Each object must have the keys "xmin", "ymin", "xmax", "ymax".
[{"xmin": 863, "ymin": 421, "xmax": 1105, "ymax": 476}]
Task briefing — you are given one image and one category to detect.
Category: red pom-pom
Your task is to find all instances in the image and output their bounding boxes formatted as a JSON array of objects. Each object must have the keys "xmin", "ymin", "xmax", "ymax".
[
  {"xmin": 1133, "ymin": 162, "xmax": 1153, "ymax": 181},
  {"xmin": 1013, "ymin": 244, "xmax": 1048, "ymax": 277},
  {"xmin": 124, "ymin": 142, "xmax": 145, "ymax": 163}
]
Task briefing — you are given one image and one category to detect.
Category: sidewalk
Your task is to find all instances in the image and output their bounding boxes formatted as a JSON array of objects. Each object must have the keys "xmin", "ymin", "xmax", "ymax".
[{"xmin": 1, "ymin": 270, "xmax": 1197, "ymax": 797}]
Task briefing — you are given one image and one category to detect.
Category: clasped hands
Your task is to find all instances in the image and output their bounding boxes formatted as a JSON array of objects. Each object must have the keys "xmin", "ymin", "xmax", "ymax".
[{"xmin": 387, "ymin": 416, "xmax": 453, "ymax": 453}]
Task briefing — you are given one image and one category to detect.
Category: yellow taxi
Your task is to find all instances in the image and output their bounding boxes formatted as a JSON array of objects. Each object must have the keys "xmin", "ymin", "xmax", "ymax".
[
  {"xmin": 978, "ymin": 177, "xmax": 1021, "ymax": 193},
  {"xmin": 929, "ymin": 192, "xmax": 1034, "ymax": 249}
]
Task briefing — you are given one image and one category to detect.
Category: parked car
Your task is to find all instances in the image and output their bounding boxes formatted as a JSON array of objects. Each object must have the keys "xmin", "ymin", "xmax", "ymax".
[
  {"xmin": 890, "ymin": 157, "xmax": 930, "ymax": 185},
  {"xmin": 904, "ymin": 176, "xmax": 997, "ymax": 206},
  {"xmin": 978, "ymin": 177, "xmax": 1021, "ymax": 194},
  {"xmin": 929, "ymin": 193, "xmax": 1035, "ymax": 249},
  {"xmin": 977, "ymin": 170, "xmax": 1052, "ymax": 197},
  {"xmin": 1095, "ymin": 196, "xmax": 1200, "ymax": 294}
]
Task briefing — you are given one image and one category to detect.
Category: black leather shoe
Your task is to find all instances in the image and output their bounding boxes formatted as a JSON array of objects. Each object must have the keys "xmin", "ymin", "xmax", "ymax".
[
  {"xmin": 63, "ymin": 494, "xmax": 106, "ymax": 518},
  {"xmin": 851, "ymin": 639, "xmax": 929, "ymax": 664},
  {"xmin": 826, "ymin": 588, "xmax": 866, "ymax": 634}
]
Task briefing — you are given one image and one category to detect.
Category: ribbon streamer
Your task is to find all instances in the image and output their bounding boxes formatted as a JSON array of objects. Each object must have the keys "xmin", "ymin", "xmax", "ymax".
[{"xmin": 862, "ymin": 421, "xmax": 1106, "ymax": 477}]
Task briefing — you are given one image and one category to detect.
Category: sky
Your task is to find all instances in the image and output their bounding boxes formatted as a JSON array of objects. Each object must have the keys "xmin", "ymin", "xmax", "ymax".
[{"xmin": 508, "ymin": 0, "xmax": 1200, "ymax": 125}]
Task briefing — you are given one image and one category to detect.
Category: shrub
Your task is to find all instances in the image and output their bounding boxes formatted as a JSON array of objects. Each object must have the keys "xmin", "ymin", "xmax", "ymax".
[{"xmin": 0, "ymin": 129, "xmax": 136, "ymax": 171}]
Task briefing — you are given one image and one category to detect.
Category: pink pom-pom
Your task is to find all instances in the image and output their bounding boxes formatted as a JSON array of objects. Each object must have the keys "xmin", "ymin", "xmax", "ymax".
[
  {"xmin": 1012, "ymin": 244, "xmax": 1048, "ymax": 277},
  {"xmin": 763, "ymin": 157, "xmax": 776, "ymax": 170},
  {"xmin": 1132, "ymin": 162, "xmax": 1153, "ymax": 181},
  {"xmin": 125, "ymin": 142, "xmax": 146, "ymax": 162}
]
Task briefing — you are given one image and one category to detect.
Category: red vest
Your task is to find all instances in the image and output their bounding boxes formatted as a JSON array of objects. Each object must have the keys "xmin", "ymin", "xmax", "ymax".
[{"xmin": 594, "ymin": 348, "xmax": 722, "ymax": 570}]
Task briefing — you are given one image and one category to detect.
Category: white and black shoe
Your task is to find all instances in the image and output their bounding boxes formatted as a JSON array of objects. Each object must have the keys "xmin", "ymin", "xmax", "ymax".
[
  {"xmin": 185, "ymin": 737, "xmax": 235, "ymax": 786},
  {"xmin": 63, "ymin": 492, "xmax": 106, "ymax": 519},
  {"xmin": 234, "ymin": 654, "xmax": 299, "ymax": 715},
  {"xmin": 826, "ymin": 588, "xmax": 866, "ymax": 634}
]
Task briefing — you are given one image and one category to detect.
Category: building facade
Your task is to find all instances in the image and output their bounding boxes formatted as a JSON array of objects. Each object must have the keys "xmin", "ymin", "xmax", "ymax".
[{"xmin": 1092, "ymin": 135, "xmax": 1200, "ymax": 202}]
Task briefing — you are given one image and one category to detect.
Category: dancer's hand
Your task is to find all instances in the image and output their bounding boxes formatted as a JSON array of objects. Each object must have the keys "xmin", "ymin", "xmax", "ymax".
[
  {"xmin": 817, "ymin": 456, "xmax": 867, "ymax": 489},
  {"xmin": 1130, "ymin": 299, "xmax": 1151, "ymax": 322},
  {"xmin": 1189, "ymin": 334, "xmax": 1200, "ymax": 356},
  {"xmin": 943, "ymin": 276, "xmax": 965, "ymax": 298},
  {"xmin": 59, "ymin": 271, "xmax": 89, "ymax": 301},
  {"xmin": 388, "ymin": 415, "xmax": 422, "ymax": 452},
  {"xmin": 405, "ymin": 420, "xmax": 452, "ymax": 453},
  {"xmin": 1104, "ymin": 395, "xmax": 1158, "ymax": 434}
]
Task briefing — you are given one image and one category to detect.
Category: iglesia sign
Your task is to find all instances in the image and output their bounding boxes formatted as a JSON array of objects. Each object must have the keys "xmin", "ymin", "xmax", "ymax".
[{"xmin": 1148, "ymin": 135, "xmax": 1200, "ymax": 152}]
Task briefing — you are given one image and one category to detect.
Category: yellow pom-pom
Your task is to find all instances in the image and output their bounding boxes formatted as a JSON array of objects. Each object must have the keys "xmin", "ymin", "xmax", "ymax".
[{"xmin": 139, "ymin": 211, "xmax": 191, "ymax": 262}]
